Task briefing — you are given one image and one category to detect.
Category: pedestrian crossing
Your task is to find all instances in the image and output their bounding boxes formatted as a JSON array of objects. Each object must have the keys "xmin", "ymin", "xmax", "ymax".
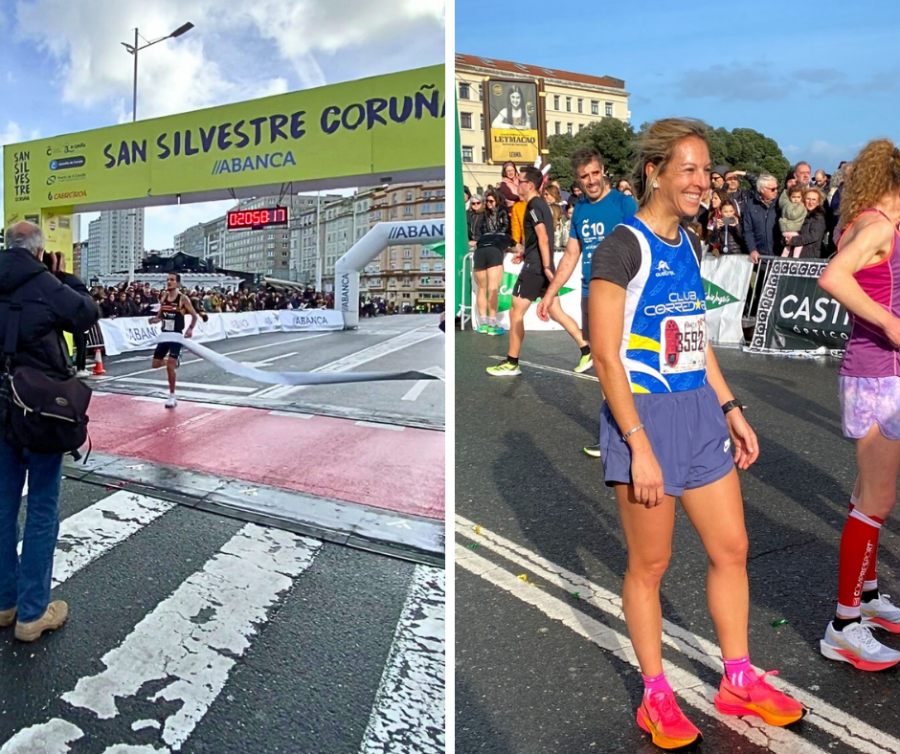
[{"xmin": 0, "ymin": 480, "xmax": 445, "ymax": 754}]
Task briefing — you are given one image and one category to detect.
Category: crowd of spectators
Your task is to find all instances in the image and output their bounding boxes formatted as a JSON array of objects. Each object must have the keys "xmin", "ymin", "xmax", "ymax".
[
  {"xmin": 91, "ymin": 281, "xmax": 334, "ymax": 319},
  {"xmin": 466, "ymin": 157, "xmax": 852, "ymax": 263}
]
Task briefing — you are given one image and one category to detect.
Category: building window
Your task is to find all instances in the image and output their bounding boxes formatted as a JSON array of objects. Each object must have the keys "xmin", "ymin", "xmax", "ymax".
[
  {"xmin": 555, "ymin": 121, "xmax": 561, "ymax": 135},
  {"xmin": 579, "ymin": 124, "xmax": 585, "ymax": 132},
  {"xmin": 404, "ymin": 249, "xmax": 412, "ymax": 258},
  {"xmin": 406, "ymin": 191, "xmax": 413, "ymax": 201},
  {"xmin": 567, "ymin": 123, "xmax": 573, "ymax": 135},
  {"xmin": 605, "ymin": 102, "xmax": 613, "ymax": 117},
  {"xmin": 390, "ymin": 250, "xmax": 397, "ymax": 259},
  {"xmin": 577, "ymin": 98, "xmax": 583, "ymax": 113},
  {"xmin": 421, "ymin": 263, "xmax": 430, "ymax": 273},
  {"xmin": 591, "ymin": 100, "xmax": 599, "ymax": 115},
  {"xmin": 460, "ymin": 112, "xmax": 472, "ymax": 129},
  {"xmin": 462, "ymin": 146, "xmax": 473, "ymax": 162},
  {"xmin": 553, "ymin": 95, "xmax": 560, "ymax": 110},
  {"xmin": 403, "ymin": 262, "xmax": 411, "ymax": 270},
  {"xmin": 404, "ymin": 205, "xmax": 413, "ymax": 216},
  {"xmin": 481, "ymin": 147, "xmax": 487, "ymax": 162},
  {"xmin": 566, "ymin": 97, "xmax": 571, "ymax": 112},
  {"xmin": 459, "ymin": 82, "xmax": 470, "ymax": 99},
  {"xmin": 479, "ymin": 113, "xmax": 484, "ymax": 131}
]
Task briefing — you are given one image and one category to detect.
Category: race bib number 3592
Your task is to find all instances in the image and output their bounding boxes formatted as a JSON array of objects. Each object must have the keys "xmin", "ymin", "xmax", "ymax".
[{"xmin": 661, "ymin": 314, "xmax": 707, "ymax": 374}]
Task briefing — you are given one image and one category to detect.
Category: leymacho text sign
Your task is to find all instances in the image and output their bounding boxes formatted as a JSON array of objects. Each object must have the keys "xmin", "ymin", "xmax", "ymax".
[
  {"xmin": 4, "ymin": 65, "xmax": 443, "ymax": 223},
  {"xmin": 484, "ymin": 78, "xmax": 543, "ymax": 164}
]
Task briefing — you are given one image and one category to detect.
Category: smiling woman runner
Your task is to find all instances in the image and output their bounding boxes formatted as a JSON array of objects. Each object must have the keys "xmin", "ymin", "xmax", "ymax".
[
  {"xmin": 589, "ymin": 118, "xmax": 804, "ymax": 750},
  {"xmin": 818, "ymin": 140, "xmax": 900, "ymax": 671}
]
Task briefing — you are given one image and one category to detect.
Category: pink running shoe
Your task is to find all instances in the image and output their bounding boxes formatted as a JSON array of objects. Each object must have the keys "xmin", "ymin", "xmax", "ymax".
[
  {"xmin": 636, "ymin": 690, "xmax": 701, "ymax": 750},
  {"xmin": 714, "ymin": 670, "xmax": 805, "ymax": 726}
]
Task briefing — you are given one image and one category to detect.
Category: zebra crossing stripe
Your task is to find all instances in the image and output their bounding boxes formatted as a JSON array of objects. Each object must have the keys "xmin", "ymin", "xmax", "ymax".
[
  {"xmin": 0, "ymin": 719, "xmax": 83, "ymax": 754},
  {"xmin": 4, "ymin": 524, "xmax": 321, "ymax": 753},
  {"xmin": 359, "ymin": 566, "xmax": 445, "ymax": 754},
  {"xmin": 52, "ymin": 491, "xmax": 175, "ymax": 587}
]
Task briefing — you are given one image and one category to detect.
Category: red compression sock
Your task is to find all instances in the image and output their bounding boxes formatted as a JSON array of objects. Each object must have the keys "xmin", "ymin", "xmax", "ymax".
[
  {"xmin": 837, "ymin": 509, "xmax": 883, "ymax": 619},
  {"xmin": 848, "ymin": 497, "xmax": 883, "ymax": 591}
]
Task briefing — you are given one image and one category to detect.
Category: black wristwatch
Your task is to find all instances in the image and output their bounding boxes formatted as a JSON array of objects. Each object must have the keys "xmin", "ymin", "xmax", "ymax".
[{"xmin": 721, "ymin": 399, "xmax": 744, "ymax": 415}]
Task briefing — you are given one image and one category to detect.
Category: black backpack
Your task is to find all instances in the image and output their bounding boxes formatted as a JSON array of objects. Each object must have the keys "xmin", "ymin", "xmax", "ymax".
[{"xmin": 1, "ymin": 273, "xmax": 92, "ymax": 457}]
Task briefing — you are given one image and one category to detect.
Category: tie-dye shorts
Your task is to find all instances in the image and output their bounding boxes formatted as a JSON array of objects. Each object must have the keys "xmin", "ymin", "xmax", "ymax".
[{"xmin": 839, "ymin": 375, "xmax": 900, "ymax": 440}]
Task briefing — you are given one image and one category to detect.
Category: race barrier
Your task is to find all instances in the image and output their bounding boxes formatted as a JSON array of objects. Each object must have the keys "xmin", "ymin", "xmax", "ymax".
[
  {"xmin": 470, "ymin": 251, "xmax": 582, "ymax": 331},
  {"xmin": 97, "ymin": 309, "xmax": 344, "ymax": 356},
  {"xmin": 747, "ymin": 259, "xmax": 850, "ymax": 355},
  {"xmin": 700, "ymin": 253, "xmax": 754, "ymax": 346}
]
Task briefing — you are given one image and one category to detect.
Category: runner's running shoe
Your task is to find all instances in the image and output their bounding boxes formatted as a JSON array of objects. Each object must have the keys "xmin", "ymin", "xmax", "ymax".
[
  {"xmin": 488, "ymin": 326, "xmax": 506, "ymax": 336},
  {"xmin": 861, "ymin": 593, "xmax": 900, "ymax": 633},
  {"xmin": 165, "ymin": 395, "xmax": 178, "ymax": 409},
  {"xmin": 574, "ymin": 353, "xmax": 593, "ymax": 373},
  {"xmin": 477, "ymin": 324, "xmax": 490, "ymax": 334},
  {"xmin": 636, "ymin": 690, "xmax": 701, "ymax": 750},
  {"xmin": 820, "ymin": 620, "xmax": 900, "ymax": 670},
  {"xmin": 714, "ymin": 670, "xmax": 804, "ymax": 726},
  {"xmin": 486, "ymin": 362, "xmax": 521, "ymax": 377},
  {"xmin": 583, "ymin": 443, "xmax": 602, "ymax": 458}
]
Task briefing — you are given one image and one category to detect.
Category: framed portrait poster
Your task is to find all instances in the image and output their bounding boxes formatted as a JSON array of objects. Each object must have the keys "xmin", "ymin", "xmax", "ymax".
[{"xmin": 482, "ymin": 78, "xmax": 544, "ymax": 165}]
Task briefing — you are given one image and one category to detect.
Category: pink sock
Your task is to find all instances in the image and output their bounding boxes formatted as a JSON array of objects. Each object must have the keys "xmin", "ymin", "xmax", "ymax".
[
  {"xmin": 642, "ymin": 671, "xmax": 672, "ymax": 698},
  {"xmin": 723, "ymin": 655, "xmax": 757, "ymax": 687}
]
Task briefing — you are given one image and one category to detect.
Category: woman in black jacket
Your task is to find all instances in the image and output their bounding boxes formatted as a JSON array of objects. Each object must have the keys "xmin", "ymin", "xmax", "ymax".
[
  {"xmin": 473, "ymin": 188, "xmax": 510, "ymax": 237},
  {"xmin": 784, "ymin": 188, "xmax": 827, "ymax": 258}
]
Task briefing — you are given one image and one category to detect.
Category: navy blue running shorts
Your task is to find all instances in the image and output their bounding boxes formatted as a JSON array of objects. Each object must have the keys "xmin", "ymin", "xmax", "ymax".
[
  {"xmin": 153, "ymin": 342, "xmax": 182, "ymax": 362},
  {"xmin": 599, "ymin": 382, "xmax": 734, "ymax": 497}
]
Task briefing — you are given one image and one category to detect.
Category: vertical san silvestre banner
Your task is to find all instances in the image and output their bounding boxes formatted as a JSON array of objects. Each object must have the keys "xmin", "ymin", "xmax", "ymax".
[
  {"xmin": 4, "ymin": 65, "xmax": 444, "ymax": 224},
  {"xmin": 483, "ymin": 78, "xmax": 543, "ymax": 165}
]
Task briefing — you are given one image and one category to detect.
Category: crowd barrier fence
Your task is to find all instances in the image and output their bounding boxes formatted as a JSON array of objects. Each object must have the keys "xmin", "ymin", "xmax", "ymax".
[{"xmin": 93, "ymin": 309, "xmax": 345, "ymax": 357}]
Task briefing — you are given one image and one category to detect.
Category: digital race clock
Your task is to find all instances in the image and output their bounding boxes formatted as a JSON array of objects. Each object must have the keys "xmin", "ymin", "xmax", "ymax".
[{"xmin": 226, "ymin": 206, "xmax": 289, "ymax": 230}]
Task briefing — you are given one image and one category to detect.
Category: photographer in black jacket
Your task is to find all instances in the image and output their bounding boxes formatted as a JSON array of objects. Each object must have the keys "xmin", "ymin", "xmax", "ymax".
[{"xmin": 0, "ymin": 221, "xmax": 99, "ymax": 642}]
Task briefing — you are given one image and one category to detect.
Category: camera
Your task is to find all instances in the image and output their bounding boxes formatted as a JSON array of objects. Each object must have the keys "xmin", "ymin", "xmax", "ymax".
[{"xmin": 723, "ymin": 217, "xmax": 736, "ymax": 227}]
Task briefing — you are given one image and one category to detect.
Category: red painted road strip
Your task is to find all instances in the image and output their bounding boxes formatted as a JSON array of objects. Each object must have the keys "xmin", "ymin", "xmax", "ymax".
[{"xmin": 88, "ymin": 393, "xmax": 445, "ymax": 520}]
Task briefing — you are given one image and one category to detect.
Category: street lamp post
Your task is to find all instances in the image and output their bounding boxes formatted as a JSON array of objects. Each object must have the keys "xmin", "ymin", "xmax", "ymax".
[{"xmin": 121, "ymin": 21, "xmax": 194, "ymax": 282}]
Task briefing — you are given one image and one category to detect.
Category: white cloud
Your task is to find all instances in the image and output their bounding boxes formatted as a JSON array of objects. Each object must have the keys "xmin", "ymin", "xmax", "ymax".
[
  {"xmin": 15, "ymin": 0, "xmax": 444, "ymax": 120},
  {"xmin": 783, "ymin": 139, "xmax": 863, "ymax": 170}
]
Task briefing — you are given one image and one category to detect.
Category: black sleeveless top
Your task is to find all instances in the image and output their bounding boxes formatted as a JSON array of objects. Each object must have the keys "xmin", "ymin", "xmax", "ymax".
[{"xmin": 158, "ymin": 291, "xmax": 186, "ymax": 333}]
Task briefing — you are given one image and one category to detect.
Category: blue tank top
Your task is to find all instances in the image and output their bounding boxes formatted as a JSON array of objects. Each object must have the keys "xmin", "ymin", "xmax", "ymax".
[{"xmin": 619, "ymin": 216, "xmax": 708, "ymax": 394}]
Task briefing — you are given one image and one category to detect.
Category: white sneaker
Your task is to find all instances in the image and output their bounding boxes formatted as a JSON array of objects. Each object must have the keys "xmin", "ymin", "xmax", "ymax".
[
  {"xmin": 820, "ymin": 620, "xmax": 900, "ymax": 671},
  {"xmin": 861, "ymin": 593, "xmax": 900, "ymax": 633},
  {"xmin": 75, "ymin": 370, "xmax": 90, "ymax": 378},
  {"xmin": 164, "ymin": 395, "xmax": 177, "ymax": 409}
]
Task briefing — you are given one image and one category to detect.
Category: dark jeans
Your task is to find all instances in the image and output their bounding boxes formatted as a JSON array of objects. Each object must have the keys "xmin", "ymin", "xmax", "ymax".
[{"xmin": 73, "ymin": 329, "xmax": 87, "ymax": 371}]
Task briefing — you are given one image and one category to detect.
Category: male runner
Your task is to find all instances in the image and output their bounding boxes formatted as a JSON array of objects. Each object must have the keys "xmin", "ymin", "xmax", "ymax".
[
  {"xmin": 537, "ymin": 148, "xmax": 637, "ymax": 455},
  {"xmin": 149, "ymin": 272, "xmax": 199, "ymax": 408},
  {"xmin": 487, "ymin": 166, "xmax": 591, "ymax": 376}
]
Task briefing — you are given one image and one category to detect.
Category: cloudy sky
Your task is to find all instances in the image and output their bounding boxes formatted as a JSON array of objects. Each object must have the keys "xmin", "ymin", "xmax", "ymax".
[
  {"xmin": 0, "ymin": 0, "xmax": 444, "ymax": 249},
  {"xmin": 456, "ymin": 0, "xmax": 900, "ymax": 175}
]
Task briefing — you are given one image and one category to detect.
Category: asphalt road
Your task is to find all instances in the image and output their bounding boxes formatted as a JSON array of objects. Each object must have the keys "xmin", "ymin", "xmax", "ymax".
[
  {"xmin": 455, "ymin": 328, "xmax": 900, "ymax": 754},
  {"xmin": 0, "ymin": 477, "xmax": 444, "ymax": 754},
  {"xmin": 92, "ymin": 314, "xmax": 445, "ymax": 428}
]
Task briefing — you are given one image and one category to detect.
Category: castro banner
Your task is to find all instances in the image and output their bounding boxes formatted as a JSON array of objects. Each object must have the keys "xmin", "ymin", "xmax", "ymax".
[
  {"xmin": 700, "ymin": 253, "xmax": 754, "ymax": 345},
  {"xmin": 747, "ymin": 259, "xmax": 851, "ymax": 354},
  {"xmin": 4, "ymin": 65, "xmax": 443, "ymax": 223},
  {"xmin": 470, "ymin": 251, "xmax": 581, "ymax": 331}
]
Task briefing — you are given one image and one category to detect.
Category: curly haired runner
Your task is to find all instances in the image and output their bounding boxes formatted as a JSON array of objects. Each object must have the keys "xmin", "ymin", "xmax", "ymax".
[
  {"xmin": 589, "ymin": 118, "xmax": 804, "ymax": 749},
  {"xmin": 818, "ymin": 140, "xmax": 900, "ymax": 670}
]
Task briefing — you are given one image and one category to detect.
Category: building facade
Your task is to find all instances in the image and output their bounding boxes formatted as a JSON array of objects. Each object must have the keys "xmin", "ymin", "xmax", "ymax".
[
  {"xmin": 84, "ymin": 208, "xmax": 145, "ymax": 280},
  {"xmin": 455, "ymin": 53, "xmax": 630, "ymax": 191},
  {"xmin": 291, "ymin": 181, "xmax": 446, "ymax": 309},
  {"xmin": 174, "ymin": 223, "xmax": 206, "ymax": 259}
]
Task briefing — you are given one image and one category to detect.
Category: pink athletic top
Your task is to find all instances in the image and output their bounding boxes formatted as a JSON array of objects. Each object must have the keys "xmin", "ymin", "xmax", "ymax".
[{"xmin": 840, "ymin": 209, "xmax": 900, "ymax": 377}]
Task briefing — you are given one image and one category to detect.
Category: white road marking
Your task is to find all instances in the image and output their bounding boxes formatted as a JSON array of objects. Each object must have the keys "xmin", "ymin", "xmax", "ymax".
[
  {"xmin": 131, "ymin": 721, "xmax": 161, "ymax": 732},
  {"xmin": 456, "ymin": 543, "xmax": 827, "ymax": 754},
  {"xmin": 21, "ymin": 525, "xmax": 322, "ymax": 752},
  {"xmin": 253, "ymin": 327, "xmax": 439, "ymax": 400},
  {"xmin": 457, "ymin": 516, "xmax": 900, "ymax": 754},
  {"xmin": 99, "ymin": 333, "xmax": 328, "ymax": 384},
  {"xmin": 240, "ymin": 351, "xmax": 298, "ymax": 367},
  {"xmin": 128, "ymin": 391, "xmax": 237, "ymax": 407},
  {"xmin": 355, "ymin": 421, "xmax": 405, "ymax": 431},
  {"xmin": 488, "ymin": 355, "xmax": 597, "ymax": 382},
  {"xmin": 52, "ymin": 492, "xmax": 175, "ymax": 588},
  {"xmin": 401, "ymin": 381, "xmax": 430, "ymax": 402},
  {"xmin": 359, "ymin": 566, "xmax": 445, "ymax": 754},
  {"xmin": 385, "ymin": 520, "xmax": 413, "ymax": 530},
  {"xmin": 0, "ymin": 718, "xmax": 84, "ymax": 753},
  {"xmin": 268, "ymin": 410, "xmax": 314, "ymax": 419},
  {"xmin": 116, "ymin": 378, "xmax": 255, "ymax": 393}
]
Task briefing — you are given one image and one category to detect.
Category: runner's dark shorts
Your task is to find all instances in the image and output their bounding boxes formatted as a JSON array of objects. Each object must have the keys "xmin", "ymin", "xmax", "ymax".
[
  {"xmin": 473, "ymin": 245, "xmax": 504, "ymax": 271},
  {"xmin": 599, "ymin": 382, "xmax": 734, "ymax": 497},
  {"xmin": 581, "ymin": 295, "xmax": 590, "ymax": 342},
  {"xmin": 512, "ymin": 270, "xmax": 550, "ymax": 301},
  {"xmin": 153, "ymin": 342, "xmax": 183, "ymax": 362}
]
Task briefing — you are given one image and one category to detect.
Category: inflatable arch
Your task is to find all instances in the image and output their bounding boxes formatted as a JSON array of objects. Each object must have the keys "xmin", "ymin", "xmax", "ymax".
[{"xmin": 336, "ymin": 219, "xmax": 445, "ymax": 328}]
